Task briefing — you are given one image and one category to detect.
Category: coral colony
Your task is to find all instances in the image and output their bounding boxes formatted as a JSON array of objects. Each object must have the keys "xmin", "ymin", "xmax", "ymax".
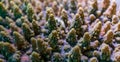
[{"xmin": 1, "ymin": 0, "xmax": 120, "ymax": 62}]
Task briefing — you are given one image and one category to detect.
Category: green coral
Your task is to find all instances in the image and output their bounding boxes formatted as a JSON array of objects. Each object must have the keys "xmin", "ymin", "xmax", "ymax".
[
  {"xmin": 63, "ymin": 0, "xmax": 69, "ymax": 10},
  {"xmin": 103, "ymin": 21, "xmax": 111, "ymax": 34},
  {"xmin": 46, "ymin": 8, "xmax": 54, "ymax": 21},
  {"xmin": 52, "ymin": 53, "xmax": 63, "ymax": 62},
  {"xmin": 16, "ymin": 16, "xmax": 31, "ymax": 27},
  {"xmin": 69, "ymin": 0, "xmax": 77, "ymax": 14},
  {"xmin": 78, "ymin": 7, "xmax": 85, "ymax": 23},
  {"xmin": 100, "ymin": 43, "xmax": 111, "ymax": 61},
  {"xmin": 5, "ymin": 17, "xmax": 14, "ymax": 28},
  {"xmin": 13, "ymin": 5, "xmax": 22, "ymax": 19},
  {"xmin": 91, "ymin": 21, "xmax": 102, "ymax": 41},
  {"xmin": 46, "ymin": 14, "xmax": 57, "ymax": 34},
  {"xmin": 89, "ymin": 14, "xmax": 96, "ymax": 24},
  {"xmin": 68, "ymin": 45, "xmax": 81, "ymax": 62},
  {"xmin": 103, "ymin": 30, "xmax": 114, "ymax": 44},
  {"xmin": 0, "ymin": 2, "xmax": 7, "ymax": 18},
  {"xmin": 78, "ymin": 32, "xmax": 91, "ymax": 50},
  {"xmin": 64, "ymin": 45, "xmax": 71, "ymax": 52},
  {"xmin": 0, "ymin": 17, "xmax": 4, "ymax": 25},
  {"xmin": 32, "ymin": 20, "xmax": 41, "ymax": 35},
  {"xmin": 90, "ymin": 57, "xmax": 98, "ymax": 62},
  {"xmin": 38, "ymin": 12, "xmax": 43, "ymax": 20},
  {"xmin": 13, "ymin": 31, "xmax": 28, "ymax": 50},
  {"xmin": 0, "ymin": 0, "xmax": 118, "ymax": 62},
  {"xmin": 20, "ymin": 0, "xmax": 29, "ymax": 13},
  {"xmin": 48, "ymin": 30, "xmax": 59, "ymax": 51},
  {"xmin": 66, "ymin": 28, "xmax": 77, "ymax": 47},
  {"xmin": 26, "ymin": 3, "xmax": 34, "ymax": 22},
  {"xmin": 16, "ymin": 18, "xmax": 23, "ymax": 27},
  {"xmin": 0, "ymin": 31, "xmax": 11, "ymax": 42},
  {"xmin": 31, "ymin": 37, "xmax": 37, "ymax": 51},
  {"xmin": 30, "ymin": 51, "xmax": 41, "ymax": 62},
  {"xmin": 37, "ymin": 38, "xmax": 46, "ymax": 53},
  {"xmin": 10, "ymin": 23, "xmax": 19, "ymax": 33},
  {"xmin": 101, "ymin": 0, "xmax": 110, "ymax": 13},
  {"xmin": 89, "ymin": 0, "xmax": 98, "ymax": 16},
  {"xmin": 0, "ymin": 42, "xmax": 16, "ymax": 59},
  {"xmin": 37, "ymin": 38, "xmax": 52, "ymax": 60},
  {"xmin": 9, "ymin": 1, "xmax": 16, "ymax": 11},
  {"xmin": 93, "ymin": 50, "xmax": 100, "ymax": 59},
  {"xmin": 0, "ymin": 16, "xmax": 14, "ymax": 28},
  {"xmin": 0, "ymin": 25, "xmax": 7, "ymax": 32},
  {"xmin": 22, "ymin": 23, "xmax": 34, "ymax": 41},
  {"xmin": 0, "ymin": 16, "xmax": 7, "ymax": 27},
  {"xmin": 61, "ymin": 9, "xmax": 68, "ymax": 27},
  {"xmin": 8, "ymin": 53, "xmax": 21, "ymax": 62},
  {"xmin": 70, "ymin": 14, "xmax": 83, "ymax": 38}
]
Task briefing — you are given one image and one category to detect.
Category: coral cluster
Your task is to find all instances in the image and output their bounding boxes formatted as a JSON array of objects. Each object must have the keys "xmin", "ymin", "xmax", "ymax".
[{"xmin": 0, "ymin": 0, "xmax": 120, "ymax": 62}]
